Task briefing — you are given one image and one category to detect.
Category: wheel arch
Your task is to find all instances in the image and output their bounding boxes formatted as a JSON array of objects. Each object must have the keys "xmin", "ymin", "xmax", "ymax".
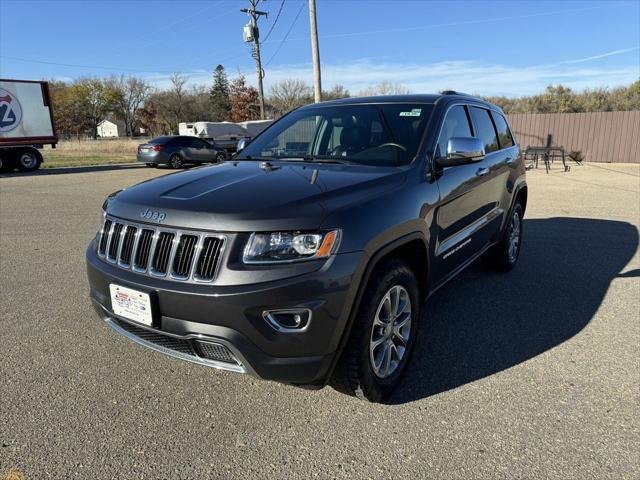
[
  {"xmin": 324, "ymin": 232, "xmax": 430, "ymax": 384},
  {"xmin": 515, "ymin": 182, "xmax": 528, "ymax": 216}
]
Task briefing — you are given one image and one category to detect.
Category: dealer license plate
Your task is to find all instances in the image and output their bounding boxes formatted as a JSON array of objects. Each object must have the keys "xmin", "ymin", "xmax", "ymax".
[{"xmin": 109, "ymin": 284, "xmax": 153, "ymax": 326}]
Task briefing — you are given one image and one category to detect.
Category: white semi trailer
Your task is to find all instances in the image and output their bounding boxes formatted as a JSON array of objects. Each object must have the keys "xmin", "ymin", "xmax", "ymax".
[{"xmin": 0, "ymin": 79, "xmax": 57, "ymax": 172}]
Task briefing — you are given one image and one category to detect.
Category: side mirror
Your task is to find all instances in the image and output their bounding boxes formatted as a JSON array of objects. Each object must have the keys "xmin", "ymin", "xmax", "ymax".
[
  {"xmin": 437, "ymin": 137, "xmax": 485, "ymax": 167},
  {"xmin": 236, "ymin": 138, "xmax": 248, "ymax": 152}
]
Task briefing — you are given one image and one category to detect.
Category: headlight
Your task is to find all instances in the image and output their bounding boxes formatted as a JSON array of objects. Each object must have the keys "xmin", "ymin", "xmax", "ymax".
[{"xmin": 243, "ymin": 230, "xmax": 341, "ymax": 264}]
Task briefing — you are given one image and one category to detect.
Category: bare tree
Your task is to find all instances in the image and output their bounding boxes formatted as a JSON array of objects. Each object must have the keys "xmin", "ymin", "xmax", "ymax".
[
  {"xmin": 111, "ymin": 76, "xmax": 151, "ymax": 136},
  {"xmin": 165, "ymin": 73, "xmax": 188, "ymax": 132},
  {"xmin": 268, "ymin": 79, "xmax": 313, "ymax": 116},
  {"xmin": 358, "ymin": 81, "xmax": 412, "ymax": 97}
]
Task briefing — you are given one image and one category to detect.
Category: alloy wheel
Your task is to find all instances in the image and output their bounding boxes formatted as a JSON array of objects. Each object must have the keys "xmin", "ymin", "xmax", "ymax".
[
  {"xmin": 369, "ymin": 285, "xmax": 412, "ymax": 379},
  {"xmin": 507, "ymin": 211, "xmax": 521, "ymax": 263}
]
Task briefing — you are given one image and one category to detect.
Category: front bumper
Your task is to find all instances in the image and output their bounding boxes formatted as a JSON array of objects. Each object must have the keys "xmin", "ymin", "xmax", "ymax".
[{"xmin": 86, "ymin": 244, "xmax": 363, "ymax": 384}]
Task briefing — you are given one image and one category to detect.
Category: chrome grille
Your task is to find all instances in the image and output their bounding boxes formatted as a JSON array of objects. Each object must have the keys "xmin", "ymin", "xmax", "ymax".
[
  {"xmin": 151, "ymin": 232, "xmax": 175, "ymax": 275},
  {"xmin": 134, "ymin": 229, "xmax": 154, "ymax": 271},
  {"xmin": 97, "ymin": 216, "xmax": 225, "ymax": 283},
  {"xmin": 119, "ymin": 226, "xmax": 137, "ymax": 266},
  {"xmin": 107, "ymin": 223, "xmax": 124, "ymax": 261},
  {"xmin": 196, "ymin": 237, "xmax": 224, "ymax": 281},
  {"xmin": 172, "ymin": 235, "xmax": 198, "ymax": 278},
  {"xmin": 99, "ymin": 219, "xmax": 112, "ymax": 254}
]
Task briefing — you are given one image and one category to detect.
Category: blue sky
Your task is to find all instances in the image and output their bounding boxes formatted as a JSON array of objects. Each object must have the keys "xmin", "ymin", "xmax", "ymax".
[{"xmin": 1, "ymin": 0, "xmax": 639, "ymax": 96}]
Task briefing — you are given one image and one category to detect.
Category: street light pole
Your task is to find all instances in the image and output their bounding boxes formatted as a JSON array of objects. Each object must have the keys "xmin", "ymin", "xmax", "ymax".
[{"xmin": 308, "ymin": 0, "xmax": 322, "ymax": 103}]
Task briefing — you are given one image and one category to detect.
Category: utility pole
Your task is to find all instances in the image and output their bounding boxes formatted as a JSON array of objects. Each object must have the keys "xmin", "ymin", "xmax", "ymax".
[
  {"xmin": 241, "ymin": 0, "xmax": 267, "ymax": 119},
  {"xmin": 308, "ymin": 0, "xmax": 322, "ymax": 103}
]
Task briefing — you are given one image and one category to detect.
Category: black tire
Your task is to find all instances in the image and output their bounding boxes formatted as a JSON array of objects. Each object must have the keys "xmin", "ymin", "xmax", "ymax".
[
  {"xmin": 215, "ymin": 152, "xmax": 226, "ymax": 163},
  {"xmin": 0, "ymin": 153, "xmax": 16, "ymax": 173},
  {"xmin": 168, "ymin": 154, "xmax": 184, "ymax": 169},
  {"xmin": 485, "ymin": 202, "xmax": 523, "ymax": 272},
  {"xmin": 330, "ymin": 259, "xmax": 420, "ymax": 402},
  {"xmin": 15, "ymin": 149, "xmax": 42, "ymax": 172}
]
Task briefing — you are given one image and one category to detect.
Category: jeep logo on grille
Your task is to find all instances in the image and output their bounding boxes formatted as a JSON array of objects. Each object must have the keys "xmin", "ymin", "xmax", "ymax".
[{"xmin": 140, "ymin": 208, "xmax": 166, "ymax": 223}]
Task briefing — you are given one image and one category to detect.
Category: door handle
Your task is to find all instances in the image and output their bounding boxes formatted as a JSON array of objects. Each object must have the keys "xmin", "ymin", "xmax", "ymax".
[{"xmin": 476, "ymin": 167, "xmax": 489, "ymax": 177}]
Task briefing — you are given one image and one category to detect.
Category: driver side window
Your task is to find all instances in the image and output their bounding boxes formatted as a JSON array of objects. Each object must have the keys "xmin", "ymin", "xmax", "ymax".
[{"xmin": 436, "ymin": 106, "xmax": 472, "ymax": 159}]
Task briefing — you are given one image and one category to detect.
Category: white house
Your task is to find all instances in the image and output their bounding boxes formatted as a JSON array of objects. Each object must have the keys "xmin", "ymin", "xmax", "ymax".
[{"xmin": 97, "ymin": 119, "xmax": 126, "ymax": 138}]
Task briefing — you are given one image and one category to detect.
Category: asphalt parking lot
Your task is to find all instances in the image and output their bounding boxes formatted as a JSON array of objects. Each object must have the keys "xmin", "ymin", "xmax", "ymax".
[{"xmin": 1, "ymin": 162, "xmax": 638, "ymax": 479}]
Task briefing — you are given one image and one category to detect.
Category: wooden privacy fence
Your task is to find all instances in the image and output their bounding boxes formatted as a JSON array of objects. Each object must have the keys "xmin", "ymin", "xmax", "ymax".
[{"xmin": 507, "ymin": 111, "xmax": 640, "ymax": 163}]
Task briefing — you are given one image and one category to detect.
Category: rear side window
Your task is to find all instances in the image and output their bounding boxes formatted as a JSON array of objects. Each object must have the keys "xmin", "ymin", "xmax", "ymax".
[
  {"xmin": 149, "ymin": 136, "xmax": 172, "ymax": 145},
  {"xmin": 436, "ymin": 105, "xmax": 472, "ymax": 158},
  {"xmin": 491, "ymin": 112, "xmax": 514, "ymax": 149},
  {"xmin": 191, "ymin": 138, "xmax": 209, "ymax": 148},
  {"xmin": 469, "ymin": 107, "xmax": 499, "ymax": 153}
]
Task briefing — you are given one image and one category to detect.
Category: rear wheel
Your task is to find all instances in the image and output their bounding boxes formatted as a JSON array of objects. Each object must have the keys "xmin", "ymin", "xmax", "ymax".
[
  {"xmin": 330, "ymin": 259, "xmax": 419, "ymax": 402},
  {"xmin": 16, "ymin": 149, "xmax": 42, "ymax": 172},
  {"xmin": 168, "ymin": 154, "xmax": 184, "ymax": 169},
  {"xmin": 485, "ymin": 202, "xmax": 523, "ymax": 272},
  {"xmin": 215, "ymin": 152, "xmax": 226, "ymax": 163}
]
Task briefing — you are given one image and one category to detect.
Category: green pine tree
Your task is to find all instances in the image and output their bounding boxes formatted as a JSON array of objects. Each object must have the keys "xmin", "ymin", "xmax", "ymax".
[{"xmin": 209, "ymin": 64, "xmax": 230, "ymax": 121}]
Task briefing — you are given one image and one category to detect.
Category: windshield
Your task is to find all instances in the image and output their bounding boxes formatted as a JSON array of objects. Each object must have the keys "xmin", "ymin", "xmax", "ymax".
[{"xmin": 237, "ymin": 103, "xmax": 434, "ymax": 166}]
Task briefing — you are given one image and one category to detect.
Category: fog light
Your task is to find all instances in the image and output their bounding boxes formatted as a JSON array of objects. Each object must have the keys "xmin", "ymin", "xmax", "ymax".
[{"xmin": 262, "ymin": 309, "xmax": 312, "ymax": 332}]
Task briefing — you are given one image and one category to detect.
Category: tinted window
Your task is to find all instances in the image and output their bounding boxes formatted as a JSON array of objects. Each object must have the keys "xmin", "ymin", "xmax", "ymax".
[
  {"xmin": 491, "ymin": 112, "xmax": 514, "ymax": 149},
  {"xmin": 149, "ymin": 136, "xmax": 173, "ymax": 145},
  {"xmin": 436, "ymin": 105, "xmax": 472, "ymax": 158},
  {"xmin": 191, "ymin": 138, "xmax": 210, "ymax": 148},
  {"xmin": 167, "ymin": 137, "xmax": 189, "ymax": 146},
  {"xmin": 469, "ymin": 107, "xmax": 499, "ymax": 153},
  {"xmin": 237, "ymin": 104, "xmax": 433, "ymax": 166}
]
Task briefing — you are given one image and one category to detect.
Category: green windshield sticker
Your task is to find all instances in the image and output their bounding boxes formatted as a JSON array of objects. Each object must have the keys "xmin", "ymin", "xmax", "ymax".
[{"xmin": 399, "ymin": 108, "xmax": 422, "ymax": 117}]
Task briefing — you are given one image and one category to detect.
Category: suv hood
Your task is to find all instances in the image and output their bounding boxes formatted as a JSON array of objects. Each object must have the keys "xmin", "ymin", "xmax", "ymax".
[{"xmin": 107, "ymin": 161, "xmax": 406, "ymax": 231}]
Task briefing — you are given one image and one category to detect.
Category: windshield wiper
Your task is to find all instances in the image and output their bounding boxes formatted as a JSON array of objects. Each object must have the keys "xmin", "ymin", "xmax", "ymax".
[
  {"xmin": 282, "ymin": 155, "xmax": 357, "ymax": 165},
  {"xmin": 236, "ymin": 155, "xmax": 283, "ymax": 161}
]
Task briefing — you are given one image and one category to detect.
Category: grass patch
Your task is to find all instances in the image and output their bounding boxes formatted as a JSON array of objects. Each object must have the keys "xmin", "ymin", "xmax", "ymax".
[{"xmin": 41, "ymin": 138, "xmax": 145, "ymax": 168}]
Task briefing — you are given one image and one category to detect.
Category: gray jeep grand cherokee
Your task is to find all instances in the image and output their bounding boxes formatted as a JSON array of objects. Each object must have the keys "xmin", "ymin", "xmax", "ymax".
[{"xmin": 86, "ymin": 93, "xmax": 527, "ymax": 402}]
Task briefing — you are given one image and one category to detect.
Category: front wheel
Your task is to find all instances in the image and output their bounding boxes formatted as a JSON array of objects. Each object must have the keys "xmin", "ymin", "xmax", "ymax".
[
  {"xmin": 215, "ymin": 152, "xmax": 226, "ymax": 163},
  {"xmin": 168, "ymin": 154, "xmax": 184, "ymax": 169},
  {"xmin": 330, "ymin": 259, "xmax": 419, "ymax": 402},
  {"xmin": 485, "ymin": 202, "xmax": 523, "ymax": 272}
]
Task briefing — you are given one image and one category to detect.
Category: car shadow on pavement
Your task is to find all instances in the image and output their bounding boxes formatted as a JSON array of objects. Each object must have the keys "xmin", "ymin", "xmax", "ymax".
[
  {"xmin": 388, "ymin": 217, "xmax": 638, "ymax": 405},
  {"xmin": 0, "ymin": 163, "xmax": 147, "ymax": 178}
]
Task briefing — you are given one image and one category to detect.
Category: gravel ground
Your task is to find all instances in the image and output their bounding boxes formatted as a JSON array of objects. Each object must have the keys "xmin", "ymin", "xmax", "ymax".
[{"xmin": 1, "ymin": 162, "xmax": 638, "ymax": 479}]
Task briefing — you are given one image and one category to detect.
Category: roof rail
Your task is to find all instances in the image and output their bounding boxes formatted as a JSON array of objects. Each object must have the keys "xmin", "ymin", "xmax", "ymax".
[{"xmin": 441, "ymin": 90, "xmax": 474, "ymax": 96}]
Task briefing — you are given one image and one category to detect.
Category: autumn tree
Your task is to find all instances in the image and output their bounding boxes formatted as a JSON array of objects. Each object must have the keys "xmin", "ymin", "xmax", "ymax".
[
  {"xmin": 209, "ymin": 64, "xmax": 230, "ymax": 121},
  {"xmin": 71, "ymin": 78, "xmax": 121, "ymax": 139},
  {"xmin": 229, "ymin": 75, "xmax": 260, "ymax": 122}
]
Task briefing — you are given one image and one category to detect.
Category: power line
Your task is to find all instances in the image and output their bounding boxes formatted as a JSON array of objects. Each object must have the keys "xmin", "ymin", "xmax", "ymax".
[
  {"xmin": 262, "ymin": 0, "xmax": 286, "ymax": 44},
  {"xmin": 264, "ymin": 1, "xmax": 305, "ymax": 67},
  {"xmin": 1, "ymin": 3, "xmax": 632, "ymax": 76}
]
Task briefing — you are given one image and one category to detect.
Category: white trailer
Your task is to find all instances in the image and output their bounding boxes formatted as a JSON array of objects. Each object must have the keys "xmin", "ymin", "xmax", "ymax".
[
  {"xmin": 0, "ymin": 79, "xmax": 57, "ymax": 172},
  {"xmin": 236, "ymin": 119, "xmax": 273, "ymax": 137},
  {"xmin": 178, "ymin": 120, "xmax": 272, "ymax": 151}
]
